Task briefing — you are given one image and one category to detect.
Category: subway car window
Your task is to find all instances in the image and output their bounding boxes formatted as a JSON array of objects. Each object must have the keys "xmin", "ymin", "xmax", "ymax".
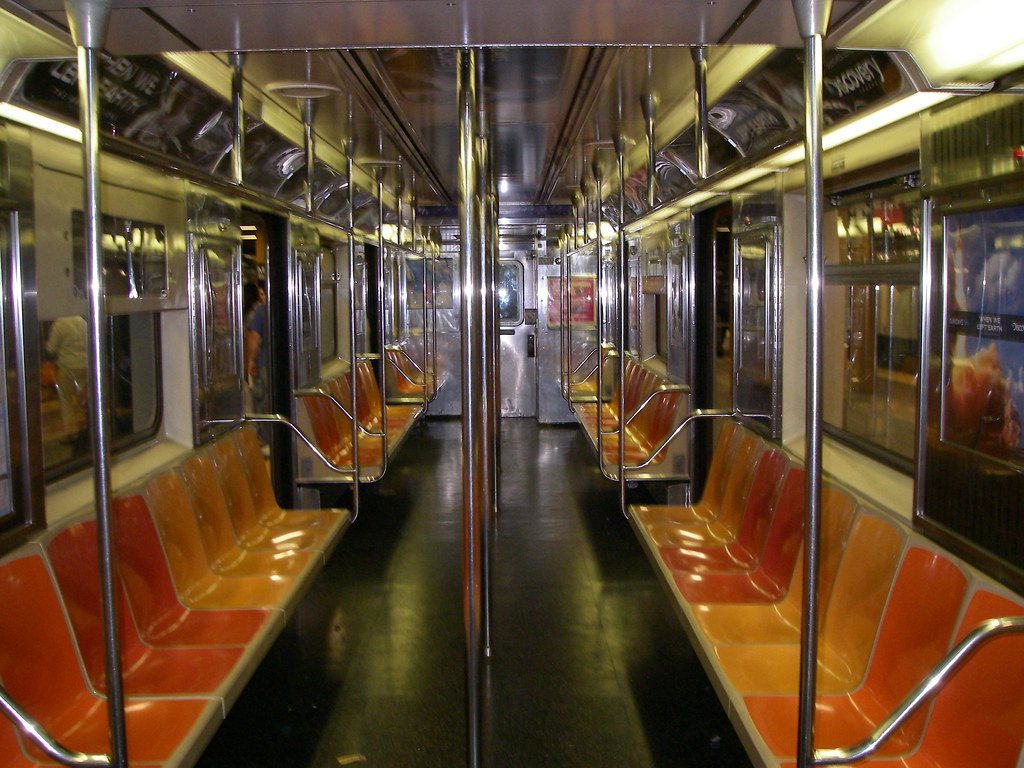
[
  {"xmin": 823, "ymin": 186, "xmax": 921, "ymax": 467},
  {"xmin": 734, "ymin": 226, "xmax": 778, "ymax": 423},
  {"xmin": 320, "ymin": 242, "xmax": 339, "ymax": 363},
  {"xmin": 497, "ymin": 260, "xmax": 523, "ymax": 326},
  {"xmin": 190, "ymin": 235, "xmax": 244, "ymax": 443}
]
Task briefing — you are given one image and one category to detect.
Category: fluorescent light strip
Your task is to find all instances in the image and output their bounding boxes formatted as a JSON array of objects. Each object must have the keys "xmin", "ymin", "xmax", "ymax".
[{"xmin": 0, "ymin": 102, "xmax": 81, "ymax": 142}]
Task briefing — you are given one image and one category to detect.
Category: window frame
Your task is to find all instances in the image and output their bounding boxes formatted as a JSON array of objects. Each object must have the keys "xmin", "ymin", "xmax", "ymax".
[{"xmin": 823, "ymin": 179, "xmax": 923, "ymax": 473}]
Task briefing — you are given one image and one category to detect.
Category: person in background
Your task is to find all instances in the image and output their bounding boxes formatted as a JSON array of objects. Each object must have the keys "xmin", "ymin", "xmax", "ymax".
[
  {"xmin": 244, "ymin": 282, "xmax": 268, "ymax": 417},
  {"xmin": 45, "ymin": 315, "xmax": 89, "ymax": 441}
]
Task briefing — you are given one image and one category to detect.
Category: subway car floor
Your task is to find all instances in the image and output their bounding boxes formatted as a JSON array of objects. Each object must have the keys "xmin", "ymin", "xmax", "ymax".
[{"xmin": 193, "ymin": 418, "xmax": 752, "ymax": 768}]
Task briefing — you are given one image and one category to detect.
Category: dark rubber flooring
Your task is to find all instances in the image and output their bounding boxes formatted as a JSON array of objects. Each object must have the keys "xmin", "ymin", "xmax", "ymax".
[{"xmin": 193, "ymin": 418, "xmax": 753, "ymax": 767}]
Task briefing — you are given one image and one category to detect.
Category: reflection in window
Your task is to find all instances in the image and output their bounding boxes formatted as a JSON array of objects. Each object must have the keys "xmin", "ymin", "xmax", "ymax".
[
  {"xmin": 192, "ymin": 237, "xmax": 243, "ymax": 442},
  {"xmin": 72, "ymin": 211, "xmax": 167, "ymax": 300},
  {"xmin": 823, "ymin": 185, "xmax": 921, "ymax": 466},
  {"xmin": 497, "ymin": 261, "xmax": 523, "ymax": 326},
  {"xmin": 40, "ymin": 313, "xmax": 161, "ymax": 477},
  {"xmin": 734, "ymin": 229, "xmax": 775, "ymax": 420}
]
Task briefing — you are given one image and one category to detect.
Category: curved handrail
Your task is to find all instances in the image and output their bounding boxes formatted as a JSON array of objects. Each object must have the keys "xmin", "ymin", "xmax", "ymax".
[
  {"xmin": 386, "ymin": 344, "xmax": 428, "ymax": 379},
  {"xmin": 293, "ymin": 387, "xmax": 386, "ymax": 439},
  {"xmin": 0, "ymin": 684, "xmax": 109, "ymax": 767},
  {"xmin": 622, "ymin": 384, "xmax": 691, "ymax": 428},
  {"xmin": 596, "ymin": 409, "xmax": 748, "ymax": 479},
  {"xmin": 812, "ymin": 616, "xmax": 1024, "ymax": 766},
  {"xmin": 242, "ymin": 414, "xmax": 359, "ymax": 480}
]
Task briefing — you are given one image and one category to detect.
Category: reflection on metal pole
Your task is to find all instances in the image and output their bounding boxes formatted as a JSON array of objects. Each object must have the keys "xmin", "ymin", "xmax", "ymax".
[
  {"xmin": 345, "ymin": 136, "xmax": 360, "ymax": 520},
  {"xmin": 692, "ymin": 46, "xmax": 709, "ymax": 181},
  {"xmin": 458, "ymin": 47, "xmax": 485, "ymax": 768},
  {"xmin": 615, "ymin": 134, "xmax": 628, "ymax": 516},
  {"xmin": 63, "ymin": 0, "xmax": 127, "ymax": 765},
  {"xmin": 792, "ymin": 1, "xmax": 833, "ymax": 766},
  {"xmin": 230, "ymin": 52, "xmax": 245, "ymax": 186}
]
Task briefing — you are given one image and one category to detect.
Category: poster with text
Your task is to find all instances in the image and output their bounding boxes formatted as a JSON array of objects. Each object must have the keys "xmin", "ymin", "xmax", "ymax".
[{"xmin": 942, "ymin": 204, "xmax": 1024, "ymax": 466}]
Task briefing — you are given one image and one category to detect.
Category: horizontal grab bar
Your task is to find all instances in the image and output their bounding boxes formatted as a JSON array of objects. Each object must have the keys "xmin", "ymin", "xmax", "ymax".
[
  {"xmin": 0, "ymin": 684, "xmax": 109, "ymax": 767},
  {"xmin": 813, "ymin": 615, "xmax": 1024, "ymax": 765},
  {"xmin": 242, "ymin": 414, "xmax": 357, "ymax": 479}
]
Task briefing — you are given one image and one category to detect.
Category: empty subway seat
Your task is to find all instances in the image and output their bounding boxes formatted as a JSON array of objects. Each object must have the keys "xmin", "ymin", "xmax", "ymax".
[
  {"xmin": 0, "ymin": 552, "xmax": 221, "ymax": 765},
  {"xmin": 710, "ymin": 509, "xmax": 903, "ymax": 695},
  {"xmin": 384, "ymin": 345, "xmax": 429, "ymax": 402},
  {"xmin": 45, "ymin": 521, "xmax": 246, "ymax": 703},
  {"xmin": 833, "ymin": 589, "xmax": 1024, "ymax": 768},
  {"xmin": 144, "ymin": 473, "xmax": 301, "ymax": 609},
  {"xmin": 669, "ymin": 464, "xmax": 805, "ymax": 603},
  {"xmin": 648, "ymin": 448, "xmax": 785, "ymax": 550},
  {"xmin": 112, "ymin": 494, "xmax": 280, "ymax": 647},
  {"xmin": 232, "ymin": 427, "xmax": 350, "ymax": 530},
  {"xmin": 207, "ymin": 437, "xmax": 346, "ymax": 557},
  {"xmin": 744, "ymin": 546, "xmax": 969, "ymax": 757},
  {"xmin": 632, "ymin": 421, "xmax": 746, "ymax": 526},
  {"xmin": 178, "ymin": 456, "xmax": 322, "ymax": 577},
  {"xmin": 692, "ymin": 487, "xmax": 864, "ymax": 645}
]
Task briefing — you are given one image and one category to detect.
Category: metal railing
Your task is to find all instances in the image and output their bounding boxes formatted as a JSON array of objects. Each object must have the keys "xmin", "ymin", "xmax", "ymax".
[{"xmin": 0, "ymin": 685, "xmax": 109, "ymax": 767}]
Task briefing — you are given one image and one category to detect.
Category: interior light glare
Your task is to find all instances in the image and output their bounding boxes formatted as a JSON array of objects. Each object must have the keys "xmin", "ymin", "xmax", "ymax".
[{"xmin": 0, "ymin": 103, "xmax": 82, "ymax": 143}]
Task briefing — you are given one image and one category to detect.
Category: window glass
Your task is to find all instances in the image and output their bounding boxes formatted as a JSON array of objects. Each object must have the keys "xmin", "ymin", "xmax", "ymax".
[
  {"xmin": 72, "ymin": 211, "xmax": 167, "ymax": 299},
  {"xmin": 824, "ymin": 186, "xmax": 921, "ymax": 466},
  {"xmin": 192, "ymin": 237, "xmax": 243, "ymax": 442},
  {"xmin": 734, "ymin": 228, "xmax": 776, "ymax": 420},
  {"xmin": 497, "ymin": 260, "xmax": 524, "ymax": 326},
  {"xmin": 41, "ymin": 312, "xmax": 161, "ymax": 477}
]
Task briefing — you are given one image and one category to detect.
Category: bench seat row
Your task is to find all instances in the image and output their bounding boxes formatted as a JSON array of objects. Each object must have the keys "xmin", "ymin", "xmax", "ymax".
[
  {"xmin": 300, "ymin": 360, "xmax": 421, "ymax": 481},
  {"xmin": 629, "ymin": 420, "xmax": 1024, "ymax": 768},
  {"xmin": 384, "ymin": 344, "xmax": 434, "ymax": 404},
  {"xmin": 0, "ymin": 426, "xmax": 350, "ymax": 768},
  {"xmin": 572, "ymin": 356, "xmax": 688, "ymax": 479}
]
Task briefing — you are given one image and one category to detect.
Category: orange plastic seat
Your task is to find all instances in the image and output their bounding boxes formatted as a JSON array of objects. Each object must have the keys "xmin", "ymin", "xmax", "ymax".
[
  {"xmin": 693, "ymin": 492, "xmax": 870, "ymax": 645},
  {"xmin": 206, "ymin": 440, "xmax": 331, "ymax": 552},
  {"xmin": 45, "ymin": 522, "xmax": 244, "ymax": 698},
  {"xmin": 0, "ymin": 554, "xmax": 220, "ymax": 764},
  {"xmin": 631, "ymin": 421, "xmax": 745, "ymax": 526},
  {"xmin": 178, "ymin": 456, "xmax": 319, "ymax": 578},
  {"xmin": 144, "ymin": 473, "xmax": 298, "ymax": 609},
  {"xmin": 113, "ymin": 494, "xmax": 277, "ymax": 645},
  {"xmin": 838, "ymin": 590, "xmax": 1024, "ymax": 768},
  {"xmin": 744, "ymin": 546, "xmax": 969, "ymax": 757},
  {"xmin": 233, "ymin": 427, "xmax": 347, "ymax": 528},
  {"xmin": 711, "ymin": 510, "xmax": 904, "ymax": 694},
  {"xmin": 651, "ymin": 448, "xmax": 787, "ymax": 555},
  {"xmin": 662, "ymin": 460, "xmax": 799, "ymax": 573},
  {"xmin": 669, "ymin": 464, "xmax": 805, "ymax": 603}
]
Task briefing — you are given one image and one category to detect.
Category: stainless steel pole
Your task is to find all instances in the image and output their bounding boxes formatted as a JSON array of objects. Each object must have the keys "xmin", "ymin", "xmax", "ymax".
[
  {"xmin": 615, "ymin": 134, "xmax": 628, "ymax": 516},
  {"xmin": 475, "ymin": 51, "xmax": 495, "ymax": 660},
  {"xmin": 641, "ymin": 93, "xmax": 657, "ymax": 209},
  {"xmin": 230, "ymin": 52, "xmax": 245, "ymax": 186},
  {"xmin": 301, "ymin": 98, "xmax": 316, "ymax": 214},
  {"xmin": 692, "ymin": 46, "xmax": 710, "ymax": 181},
  {"xmin": 458, "ymin": 47, "xmax": 485, "ymax": 768},
  {"xmin": 63, "ymin": 1, "xmax": 126, "ymax": 765},
  {"xmin": 792, "ymin": 1, "xmax": 833, "ymax": 766},
  {"xmin": 345, "ymin": 137, "xmax": 361, "ymax": 520},
  {"xmin": 592, "ymin": 158, "xmax": 605, "ymax": 472},
  {"xmin": 375, "ymin": 167, "xmax": 389, "ymax": 474}
]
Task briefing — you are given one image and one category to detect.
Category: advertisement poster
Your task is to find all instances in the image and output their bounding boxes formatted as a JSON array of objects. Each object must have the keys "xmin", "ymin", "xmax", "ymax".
[
  {"xmin": 943, "ymin": 205, "xmax": 1024, "ymax": 466},
  {"xmin": 546, "ymin": 276, "xmax": 595, "ymax": 328}
]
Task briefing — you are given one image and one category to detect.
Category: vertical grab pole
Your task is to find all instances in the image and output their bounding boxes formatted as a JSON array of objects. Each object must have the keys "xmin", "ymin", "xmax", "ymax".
[
  {"xmin": 692, "ymin": 46, "xmax": 709, "ymax": 181},
  {"xmin": 592, "ymin": 159, "xmax": 606, "ymax": 475},
  {"xmin": 63, "ymin": 1, "xmax": 127, "ymax": 765},
  {"xmin": 793, "ymin": 1, "xmax": 833, "ymax": 766},
  {"xmin": 301, "ymin": 97, "xmax": 317, "ymax": 214},
  {"xmin": 476, "ymin": 52, "xmax": 495, "ymax": 658},
  {"xmin": 375, "ymin": 166, "xmax": 390, "ymax": 476},
  {"xmin": 345, "ymin": 134, "xmax": 361, "ymax": 520},
  {"xmin": 615, "ymin": 134, "xmax": 628, "ymax": 516},
  {"xmin": 458, "ymin": 47, "xmax": 486, "ymax": 768},
  {"xmin": 230, "ymin": 52, "xmax": 245, "ymax": 186}
]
